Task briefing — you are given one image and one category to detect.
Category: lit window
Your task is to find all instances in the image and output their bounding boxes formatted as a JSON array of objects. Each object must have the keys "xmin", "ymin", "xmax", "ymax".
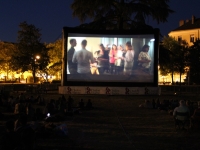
[
  {"xmin": 190, "ymin": 34, "xmax": 195, "ymax": 42},
  {"xmin": 178, "ymin": 36, "xmax": 182, "ymax": 42}
]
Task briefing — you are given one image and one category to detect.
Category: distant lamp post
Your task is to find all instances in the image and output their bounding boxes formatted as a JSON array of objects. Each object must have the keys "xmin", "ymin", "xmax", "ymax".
[
  {"xmin": 33, "ymin": 55, "xmax": 40, "ymax": 83},
  {"xmin": 36, "ymin": 55, "xmax": 40, "ymax": 60},
  {"xmin": 185, "ymin": 66, "xmax": 190, "ymax": 85}
]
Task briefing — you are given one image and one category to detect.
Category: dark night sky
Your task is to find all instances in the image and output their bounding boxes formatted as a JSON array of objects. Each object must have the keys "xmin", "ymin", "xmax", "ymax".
[{"xmin": 0, "ymin": 0, "xmax": 199, "ymax": 43}]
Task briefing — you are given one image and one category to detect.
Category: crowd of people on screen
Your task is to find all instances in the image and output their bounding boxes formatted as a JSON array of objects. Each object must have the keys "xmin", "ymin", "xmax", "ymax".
[{"xmin": 67, "ymin": 39, "xmax": 152, "ymax": 75}]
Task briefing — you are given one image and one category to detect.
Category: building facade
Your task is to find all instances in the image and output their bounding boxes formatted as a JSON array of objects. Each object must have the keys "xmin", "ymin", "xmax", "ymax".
[
  {"xmin": 169, "ymin": 15, "xmax": 200, "ymax": 46},
  {"xmin": 158, "ymin": 16, "xmax": 200, "ymax": 85}
]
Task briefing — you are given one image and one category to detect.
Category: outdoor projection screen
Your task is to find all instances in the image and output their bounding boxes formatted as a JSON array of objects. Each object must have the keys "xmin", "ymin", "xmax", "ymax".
[{"xmin": 63, "ymin": 27, "xmax": 159, "ymax": 87}]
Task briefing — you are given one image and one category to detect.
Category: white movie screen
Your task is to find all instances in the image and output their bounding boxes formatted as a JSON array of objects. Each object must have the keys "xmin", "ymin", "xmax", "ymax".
[{"xmin": 66, "ymin": 33, "xmax": 157, "ymax": 84}]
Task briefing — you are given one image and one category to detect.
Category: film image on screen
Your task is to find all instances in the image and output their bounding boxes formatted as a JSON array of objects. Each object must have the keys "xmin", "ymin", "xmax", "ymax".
[{"xmin": 66, "ymin": 32, "xmax": 157, "ymax": 86}]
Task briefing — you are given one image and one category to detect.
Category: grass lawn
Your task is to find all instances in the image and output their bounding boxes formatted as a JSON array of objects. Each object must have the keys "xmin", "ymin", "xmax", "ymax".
[{"xmin": 1, "ymin": 93, "xmax": 200, "ymax": 150}]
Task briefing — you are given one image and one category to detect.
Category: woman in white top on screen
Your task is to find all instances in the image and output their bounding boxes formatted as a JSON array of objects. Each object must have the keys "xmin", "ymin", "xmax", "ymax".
[
  {"xmin": 138, "ymin": 45, "xmax": 151, "ymax": 73},
  {"xmin": 123, "ymin": 41, "xmax": 134, "ymax": 75},
  {"xmin": 114, "ymin": 45, "xmax": 124, "ymax": 75}
]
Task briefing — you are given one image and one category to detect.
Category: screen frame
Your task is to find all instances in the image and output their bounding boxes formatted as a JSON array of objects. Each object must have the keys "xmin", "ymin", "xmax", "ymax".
[{"xmin": 62, "ymin": 27, "xmax": 159, "ymax": 87}]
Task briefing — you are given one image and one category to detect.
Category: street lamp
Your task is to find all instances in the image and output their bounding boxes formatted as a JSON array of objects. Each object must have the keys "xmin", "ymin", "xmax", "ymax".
[
  {"xmin": 33, "ymin": 55, "xmax": 40, "ymax": 83},
  {"xmin": 35, "ymin": 55, "xmax": 40, "ymax": 63},
  {"xmin": 185, "ymin": 66, "xmax": 190, "ymax": 85}
]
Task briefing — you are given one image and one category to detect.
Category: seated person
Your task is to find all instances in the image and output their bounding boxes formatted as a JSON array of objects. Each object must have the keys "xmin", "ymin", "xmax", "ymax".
[
  {"xmin": 86, "ymin": 99, "xmax": 93, "ymax": 110},
  {"xmin": 90, "ymin": 61, "xmax": 99, "ymax": 75},
  {"xmin": 173, "ymin": 100, "xmax": 190, "ymax": 129},
  {"xmin": 67, "ymin": 96, "xmax": 74, "ymax": 112},
  {"xmin": 190, "ymin": 101, "xmax": 200, "ymax": 129},
  {"xmin": 152, "ymin": 99, "xmax": 156, "ymax": 109},
  {"xmin": 186, "ymin": 100, "xmax": 194, "ymax": 116},
  {"xmin": 139, "ymin": 100, "xmax": 152, "ymax": 108},
  {"xmin": 15, "ymin": 114, "xmax": 36, "ymax": 149},
  {"xmin": 0, "ymin": 120, "xmax": 20, "ymax": 150},
  {"xmin": 79, "ymin": 99, "xmax": 85, "ymax": 109}
]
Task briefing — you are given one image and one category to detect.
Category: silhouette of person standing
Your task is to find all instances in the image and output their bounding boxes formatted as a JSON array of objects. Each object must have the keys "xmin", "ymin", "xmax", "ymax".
[{"xmin": 67, "ymin": 39, "xmax": 77, "ymax": 74}]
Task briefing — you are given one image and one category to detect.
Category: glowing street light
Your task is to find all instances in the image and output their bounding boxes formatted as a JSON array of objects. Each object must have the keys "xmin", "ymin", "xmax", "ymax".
[
  {"xmin": 33, "ymin": 55, "xmax": 40, "ymax": 83},
  {"xmin": 36, "ymin": 55, "xmax": 40, "ymax": 59}
]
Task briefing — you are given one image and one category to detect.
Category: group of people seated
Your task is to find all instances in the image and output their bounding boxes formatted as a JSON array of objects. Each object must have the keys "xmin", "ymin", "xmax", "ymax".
[
  {"xmin": 0, "ymin": 93, "xmax": 94, "ymax": 149},
  {"xmin": 67, "ymin": 38, "xmax": 152, "ymax": 75},
  {"xmin": 139, "ymin": 98, "xmax": 200, "ymax": 130},
  {"xmin": 173, "ymin": 100, "xmax": 200, "ymax": 130},
  {"xmin": 0, "ymin": 114, "xmax": 36, "ymax": 149}
]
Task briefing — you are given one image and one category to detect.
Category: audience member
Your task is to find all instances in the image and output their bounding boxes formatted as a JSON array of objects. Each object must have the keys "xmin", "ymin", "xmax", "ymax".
[
  {"xmin": 19, "ymin": 93, "xmax": 25, "ymax": 103},
  {"xmin": 156, "ymin": 98, "xmax": 160, "ymax": 109},
  {"xmin": 35, "ymin": 108, "xmax": 43, "ymax": 120},
  {"xmin": 46, "ymin": 99, "xmax": 55, "ymax": 115},
  {"xmin": 37, "ymin": 95, "xmax": 45, "ymax": 106},
  {"xmin": 0, "ymin": 120, "xmax": 20, "ymax": 150},
  {"xmin": 139, "ymin": 100, "xmax": 152, "ymax": 108},
  {"xmin": 61, "ymin": 95, "xmax": 66, "ymax": 101},
  {"xmin": 29, "ymin": 95, "xmax": 35, "ymax": 103},
  {"xmin": 86, "ymin": 99, "xmax": 93, "ymax": 110},
  {"xmin": 190, "ymin": 101, "xmax": 200, "ymax": 129},
  {"xmin": 186, "ymin": 100, "xmax": 194, "ymax": 116},
  {"xmin": 79, "ymin": 99, "xmax": 85, "ymax": 109},
  {"xmin": 15, "ymin": 114, "xmax": 36, "ymax": 149},
  {"xmin": 8, "ymin": 96, "xmax": 15, "ymax": 106},
  {"xmin": 14, "ymin": 101, "xmax": 25, "ymax": 115},
  {"xmin": 26, "ymin": 103, "xmax": 35, "ymax": 118},
  {"xmin": 67, "ymin": 96, "xmax": 74, "ymax": 111},
  {"xmin": 173, "ymin": 100, "xmax": 190, "ymax": 129}
]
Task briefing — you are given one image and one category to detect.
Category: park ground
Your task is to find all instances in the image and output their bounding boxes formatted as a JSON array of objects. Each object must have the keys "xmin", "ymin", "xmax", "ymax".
[{"xmin": 1, "ymin": 93, "xmax": 200, "ymax": 150}]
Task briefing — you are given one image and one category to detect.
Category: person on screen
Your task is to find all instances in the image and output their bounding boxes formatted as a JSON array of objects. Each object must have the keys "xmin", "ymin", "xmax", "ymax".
[
  {"xmin": 104, "ymin": 44, "xmax": 110, "ymax": 73},
  {"xmin": 67, "ymin": 39, "xmax": 77, "ymax": 74},
  {"xmin": 72, "ymin": 39, "xmax": 95, "ymax": 74},
  {"xmin": 123, "ymin": 42, "xmax": 134, "ymax": 75},
  {"xmin": 138, "ymin": 45, "xmax": 151, "ymax": 73},
  {"xmin": 94, "ymin": 44, "xmax": 109, "ymax": 74},
  {"xmin": 90, "ymin": 61, "xmax": 99, "ymax": 75},
  {"xmin": 109, "ymin": 44, "xmax": 118, "ymax": 74},
  {"xmin": 114, "ymin": 45, "xmax": 124, "ymax": 75}
]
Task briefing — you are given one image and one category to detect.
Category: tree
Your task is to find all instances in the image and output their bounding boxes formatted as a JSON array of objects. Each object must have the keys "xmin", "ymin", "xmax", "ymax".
[
  {"xmin": 71, "ymin": 0, "xmax": 174, "ymax": 30},
  {"xmin": 162, "ymin": 36, "xmax": 189, "ymax": 84},
  {"xmin": 162, "ymin": 36, "xmax": 179, "ymax": 84},
  {"xmin": 10, "ymin": 22, "xmax": 49, "ymax": 83},
  {"xmin": 159, "ymin": 43, "xmax": 172, "ymax": 76},
  {"xmin": 175, "ymin": 40, "xmax": 189, "ymax": 85},
  {"xmin": 39, "ymin": 39, "xmax": 62, "ymax": 81},
  {"xmin": 0, "ymin": 41, "xmax": 16, "ymax": 80},
  {"xmin": 188, "ymin": 39, "xmax": 200, "ymax": 84}
]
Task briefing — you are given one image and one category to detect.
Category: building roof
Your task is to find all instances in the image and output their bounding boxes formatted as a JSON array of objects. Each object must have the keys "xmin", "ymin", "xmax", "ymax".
[{"xmin": 171, "ymin": 17, "xmax": 200, "ymax": 32}]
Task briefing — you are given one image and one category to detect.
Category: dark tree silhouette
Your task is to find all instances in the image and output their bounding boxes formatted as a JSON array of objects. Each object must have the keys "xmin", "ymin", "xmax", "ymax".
[
  {"xmin": 11, "ymin": 22, "xmax": 49, "ymax": 83},
  {"xmin": 71, "ymin": 0, "xmax": 174, "ymax": 30},
  {"xmin": 188, "ymin": 39, "xmax": 200, "ymax": 84},
  {"xmin": 162, "ymin": 36, "xmax": 189, "ymax": 84}
]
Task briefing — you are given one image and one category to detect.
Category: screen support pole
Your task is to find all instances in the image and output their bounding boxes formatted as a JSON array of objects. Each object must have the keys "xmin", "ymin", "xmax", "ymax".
[{"xmin": 61, "ymin": 29, "xmax": 67, "ymax": 86}]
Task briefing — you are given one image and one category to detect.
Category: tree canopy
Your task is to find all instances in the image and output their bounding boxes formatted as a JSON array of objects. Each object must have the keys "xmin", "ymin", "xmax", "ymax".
[
  {"xmin": 71, "ymin": 0, "xmax": 174, "ymax": 29},
  {"xmin": 40, "ymin": 39, "xmax": 62, "ymax": 81},
  {"xmin": 11, "ymin": 21, "xmax": 49, "ymax": 83},
  {"xmin": 0, "ymin": 41, "xmax": 16, "ymax": 77},
  {"xmin": 161, "ymin": 36, "xmax": 189, "ymax": 84},
  {"xmin": 188, "ymin": 39, "xmax": 200, "ymax": 84}
]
